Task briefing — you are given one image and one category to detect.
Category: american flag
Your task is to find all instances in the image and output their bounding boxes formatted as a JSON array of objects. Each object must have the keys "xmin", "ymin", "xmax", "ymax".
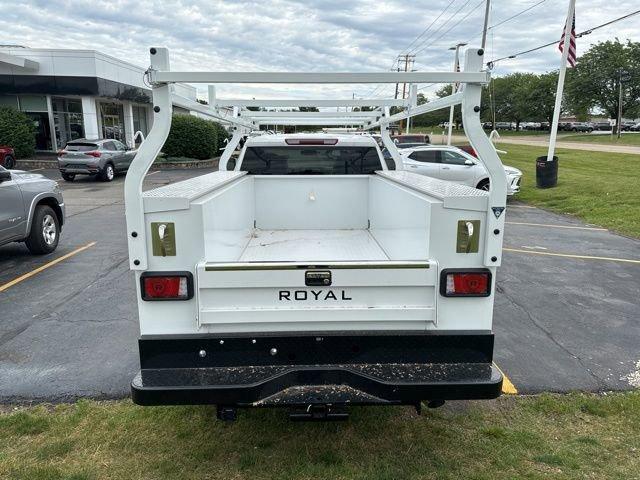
[{"xmin": 559, "ymin": 12, "xmax": 577, "ymax": 67}]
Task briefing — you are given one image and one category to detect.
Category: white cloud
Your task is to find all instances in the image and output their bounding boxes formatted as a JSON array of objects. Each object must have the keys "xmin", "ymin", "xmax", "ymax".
[{"xmin": 2, "ymin": 0, "xmax": 639, "ymax": 100}]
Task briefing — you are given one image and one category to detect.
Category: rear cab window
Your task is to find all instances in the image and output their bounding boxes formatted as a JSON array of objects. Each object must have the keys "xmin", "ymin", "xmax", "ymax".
[
  {"xmin": 65, "ymin": 143, "xmax": 98, "ymax": 152},
  {"xmin": 240, "ymin": 146, "xmax": 383, "ymax": 175}
]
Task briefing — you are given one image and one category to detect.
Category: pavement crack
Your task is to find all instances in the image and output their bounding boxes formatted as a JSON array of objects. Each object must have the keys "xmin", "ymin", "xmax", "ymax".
[
  {"xmin": 66, "ymin": 201, "xmax": 123, "ymax": 218},
  {"xmin": 498, "ymin": 285, "xmax": 609, "ymax": 390},
  {"xmin": 34, "ymin": 255, "xmax": 131, "ymax": 324}
]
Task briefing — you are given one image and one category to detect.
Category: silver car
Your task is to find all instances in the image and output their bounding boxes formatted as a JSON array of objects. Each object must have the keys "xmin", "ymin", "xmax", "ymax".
[
  {"xmin": 0, "ymin": 166, "xmax": 65, "ymax": 254},
  {"xmin": 57, "ymin": 138, "xmax": 135, "ymax": 182}
]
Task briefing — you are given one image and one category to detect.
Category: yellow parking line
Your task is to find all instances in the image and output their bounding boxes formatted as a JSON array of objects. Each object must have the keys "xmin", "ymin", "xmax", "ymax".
[
  {"xmin": 0, "ymin": 241, "xmax": 97, "ymax": 293},
  {"xmin": 503, "ymin": 247, "xmax": 640, "ymax": 265},
  {"xmin": 506, "ymin": 221, "xmax": 607, "ymax": 231},
  {"xmin": 494, "ymin": 363, "xmax": 518, "ymax": 395}
]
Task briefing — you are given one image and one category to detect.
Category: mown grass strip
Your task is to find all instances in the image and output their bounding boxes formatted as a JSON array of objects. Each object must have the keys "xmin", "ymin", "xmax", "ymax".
[
  {"xmin": 499, "ymin": 145, "xmax": 640, "ymax": 238},
  {"xmin": 1, "ymin": 392, "xmax": 639, "ymax": 480}
]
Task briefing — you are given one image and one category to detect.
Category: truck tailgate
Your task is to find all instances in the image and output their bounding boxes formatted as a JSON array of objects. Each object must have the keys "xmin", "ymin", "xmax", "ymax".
[{"xmin": 196, "ymin": 261, "xmax": 437, "ymax": 331}]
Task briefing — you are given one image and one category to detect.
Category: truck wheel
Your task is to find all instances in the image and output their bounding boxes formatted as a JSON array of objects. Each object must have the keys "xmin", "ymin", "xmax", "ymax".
[
  {"xmin": 61, "ymin": 173, "xmax": 75, "ymax": 181},
  {"xmin": 100, "ymin": 163, "xmax": 115, "ymax": 182},
  {"xmin": 25, "ymin": 205, "xmax": 60, "ymax": 254},
  {"xmin": 477, "ymin": 179, "xmax": 490, "ymax": 191},
  {"xmin": 3, "ymin": 155, "xmax": 15, "ymax": 169}
]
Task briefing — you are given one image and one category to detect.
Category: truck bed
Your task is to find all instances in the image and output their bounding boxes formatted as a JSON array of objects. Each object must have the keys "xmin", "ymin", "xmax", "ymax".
[{"xmin": 239, "ymin": 229, "xmax": 389, "ymax": 262}]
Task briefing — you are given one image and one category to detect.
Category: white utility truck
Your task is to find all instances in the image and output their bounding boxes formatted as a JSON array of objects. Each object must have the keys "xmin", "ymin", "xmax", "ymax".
[{"xmin": 127, "ymin": 47, "xmax": 507, "ymax": 420}]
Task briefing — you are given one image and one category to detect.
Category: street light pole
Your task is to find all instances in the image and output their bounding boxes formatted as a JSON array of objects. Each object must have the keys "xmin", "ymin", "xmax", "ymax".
[
  {"xmin": 481, "ymin": 0, "xmax": 492, "ymax": 50},
  {"xmin": 447, "ymin": 43, "xmax": 467, "ymax": 145},
  {"xmin": 616, "ymin": 69, "xmax": 631, "ymax": 139}
]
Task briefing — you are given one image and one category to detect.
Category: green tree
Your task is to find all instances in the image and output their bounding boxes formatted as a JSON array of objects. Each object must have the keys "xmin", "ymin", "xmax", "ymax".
[
  {"xmin": 528, "ymin": 71, "xmax": 562, "ymax": 123},
  {"xmin": 0, "ymin": 106, "xmax": 36, "ymax": 158},
  {"xmin": 490, "ymin": 73, "xmax": 539, "ymax": 130},
  {"xmin": 566, "ymin": 39, "xmax": 640, "ymax": 120}
]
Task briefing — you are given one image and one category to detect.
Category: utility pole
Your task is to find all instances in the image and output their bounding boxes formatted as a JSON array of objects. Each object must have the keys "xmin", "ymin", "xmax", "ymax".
[
  {"xmin": 447, "ymin": 43, "xmax": 467, "ymax": 145},
  {"xmin": 397, "ymin": 54, "xmax": 415, "ymax": 132},
  {"xmin": 394, "ymin": 64, "xmax": 400, "ymax": 100}
]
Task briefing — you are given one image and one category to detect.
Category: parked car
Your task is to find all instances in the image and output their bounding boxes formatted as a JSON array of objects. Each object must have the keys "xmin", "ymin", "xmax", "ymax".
[
  {"xmin": 0, "ymin": 146, "xmax": 16, "ymax": 169},
  {"xmin": 399, "ymin": 145, "xmax": 522, "ymax": 195},
  {"xmin": 567, "ymin": 122, "xmax": 593, "ymax": 133},
  {"xmin": 621, "ymin": 121, "xmax": 636, "ymax": 131},
  {"xmin": 0, "ymin": 166, "xmax": 65, "ymax": 254},
  {"xmin": 590, "ymin": 121, "xmax": 611, "ymax": 131},
  {"xmin": 392, "ymin": 134, "xmax": 430, "ymax": 145},
  {"xmin": 57, "ymin": 138, "xmax": 135, "ymax": 182},
  {"xmin": 630, "ymin": 123, "xmax": 640, "ymax": 132},
  {"xmin": 494, "ymin": 122, "xmax": 513, "ymax": 130}
]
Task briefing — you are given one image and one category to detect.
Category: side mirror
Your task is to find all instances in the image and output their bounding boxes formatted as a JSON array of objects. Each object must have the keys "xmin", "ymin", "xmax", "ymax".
[
  {"xmin": 0, "ymin": 170, "xmax": 11, "ymax": 182},
  {"xmin": 464, "ymin": 159, "xmax": 475, "ymax": 166}
]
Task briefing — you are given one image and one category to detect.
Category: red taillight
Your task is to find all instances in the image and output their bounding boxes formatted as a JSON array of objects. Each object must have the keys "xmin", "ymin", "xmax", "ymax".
[
  {"xmin": 86, "ymin": 151, "xmax": 101, "ymax": 158},
  {"xmin": 141, "ymin": 273, "xmax": 193, "ymax": 301},
  {"xmin": 440, "ymin": 269, "xmax": 491, "ymax": 297},
  {"xmin": 285, "ymin": 138, "xmax": 338, "ymax": 145}
]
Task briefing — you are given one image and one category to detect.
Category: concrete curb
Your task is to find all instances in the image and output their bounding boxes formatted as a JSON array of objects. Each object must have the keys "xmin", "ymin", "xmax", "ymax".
[{"xmin": 15, "ymin": 159, "xmax": 58, "ymax": 170}]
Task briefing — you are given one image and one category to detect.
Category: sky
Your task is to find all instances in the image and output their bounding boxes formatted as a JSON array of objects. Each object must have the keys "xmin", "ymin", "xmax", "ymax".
[{"xmin": 1, "ymin": 0, "xmax": 638, "ymax": 101}]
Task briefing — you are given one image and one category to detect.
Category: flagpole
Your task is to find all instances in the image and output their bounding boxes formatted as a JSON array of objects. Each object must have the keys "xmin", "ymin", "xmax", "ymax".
[{"xmin": 547, "ymin": 0, "xmax": 576, "ymax": 163}]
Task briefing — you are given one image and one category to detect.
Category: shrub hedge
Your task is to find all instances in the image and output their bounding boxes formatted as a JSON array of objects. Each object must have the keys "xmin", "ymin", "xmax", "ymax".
[
  {"xmin": 0, "ymin": 106, "xmax": 36, "ymax": 158},
  {"xmin": 162, "ymin": 114, "xmax": 228, "ymax": 160}
]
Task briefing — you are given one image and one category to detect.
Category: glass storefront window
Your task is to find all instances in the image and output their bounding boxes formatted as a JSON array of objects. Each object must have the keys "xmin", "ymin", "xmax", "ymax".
[
  {"xmin": 52, "ymin": 97, "xmax": 84, "ymax": 148},
  {"xmin": 0, "ymin": 95, "xmax": 19, "ymax": 109},
  {"xmin": 99, "ymin": 103, "xmax": 125, "ymax": 141},
  {"xmin": 19, "ymin": 95, "xmax": 48, "ymax": 112},
  {"xmin": 132, "ymin": 105, "xmax": 149, "ymax": 144}
]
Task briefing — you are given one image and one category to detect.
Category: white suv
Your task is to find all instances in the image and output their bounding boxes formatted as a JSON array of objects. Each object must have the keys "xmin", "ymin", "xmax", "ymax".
[{"xmin": 399, "ymin": 145, "xmax": 522, "ymax": 195}]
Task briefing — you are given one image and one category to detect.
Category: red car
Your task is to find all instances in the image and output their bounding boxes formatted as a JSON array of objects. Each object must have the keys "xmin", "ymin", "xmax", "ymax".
[{"xmin": 0, "ymin": 146, "xmax": 15, "ymax": 169}]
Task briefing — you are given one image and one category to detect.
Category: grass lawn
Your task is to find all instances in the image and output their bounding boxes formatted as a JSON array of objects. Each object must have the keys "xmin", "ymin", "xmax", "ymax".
[
  {"xmin": 559, "ymin": 133, "xmax": 640, "ymax": 147},
  {"xmin": 1, "ymin": 392, "xmax": 639, "ymax": 480},
  {"xmin": 496, "ymin": 144, "xmax": 640, "ymax": 238}
]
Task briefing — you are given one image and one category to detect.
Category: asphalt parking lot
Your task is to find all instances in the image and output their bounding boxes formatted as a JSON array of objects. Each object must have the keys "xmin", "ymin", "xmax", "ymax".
[{"xmin": 0, "ymin": 168, "xmax": 639, "ymax": 402}]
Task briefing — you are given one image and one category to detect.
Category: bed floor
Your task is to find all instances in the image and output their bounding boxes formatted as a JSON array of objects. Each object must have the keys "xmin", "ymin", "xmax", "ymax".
[{"xmin": 239, "ymin": 229, "xmax": 389, "ymax": 262}]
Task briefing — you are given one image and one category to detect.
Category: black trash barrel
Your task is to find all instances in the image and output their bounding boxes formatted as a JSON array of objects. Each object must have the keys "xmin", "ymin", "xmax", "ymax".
[{"xmin": 536, "ymin": 155, "xmax": 558, "ymax": 188}]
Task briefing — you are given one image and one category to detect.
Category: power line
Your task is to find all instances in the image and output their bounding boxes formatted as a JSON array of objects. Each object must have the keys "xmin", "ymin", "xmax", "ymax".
[
  {"xmin": 362, "ymin": 0, "xmax": 478, "ymax": 99},
  {"xmin": 488, "ymin": 8, "xmax": 640, "ymax": 66},
  {"xmin": 406, "ymin": 0, "xmax": 474, "ymax": 55},
  {"xmin": 462, "ymin": 0, "xmax": 547, "ymax": 44},
  {"xmin": 400, "ymin": 0, "xmax": 457, "ymax": 55},
  {"xmin": 413, "ymin": 0, "xmax": 486, "ymax": 56}
]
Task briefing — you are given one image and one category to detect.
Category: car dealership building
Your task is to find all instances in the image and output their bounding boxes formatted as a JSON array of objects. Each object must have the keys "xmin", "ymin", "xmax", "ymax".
[{"xmin": 0, "ymin": 46, "xmax": 203, "ymax": 153}]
